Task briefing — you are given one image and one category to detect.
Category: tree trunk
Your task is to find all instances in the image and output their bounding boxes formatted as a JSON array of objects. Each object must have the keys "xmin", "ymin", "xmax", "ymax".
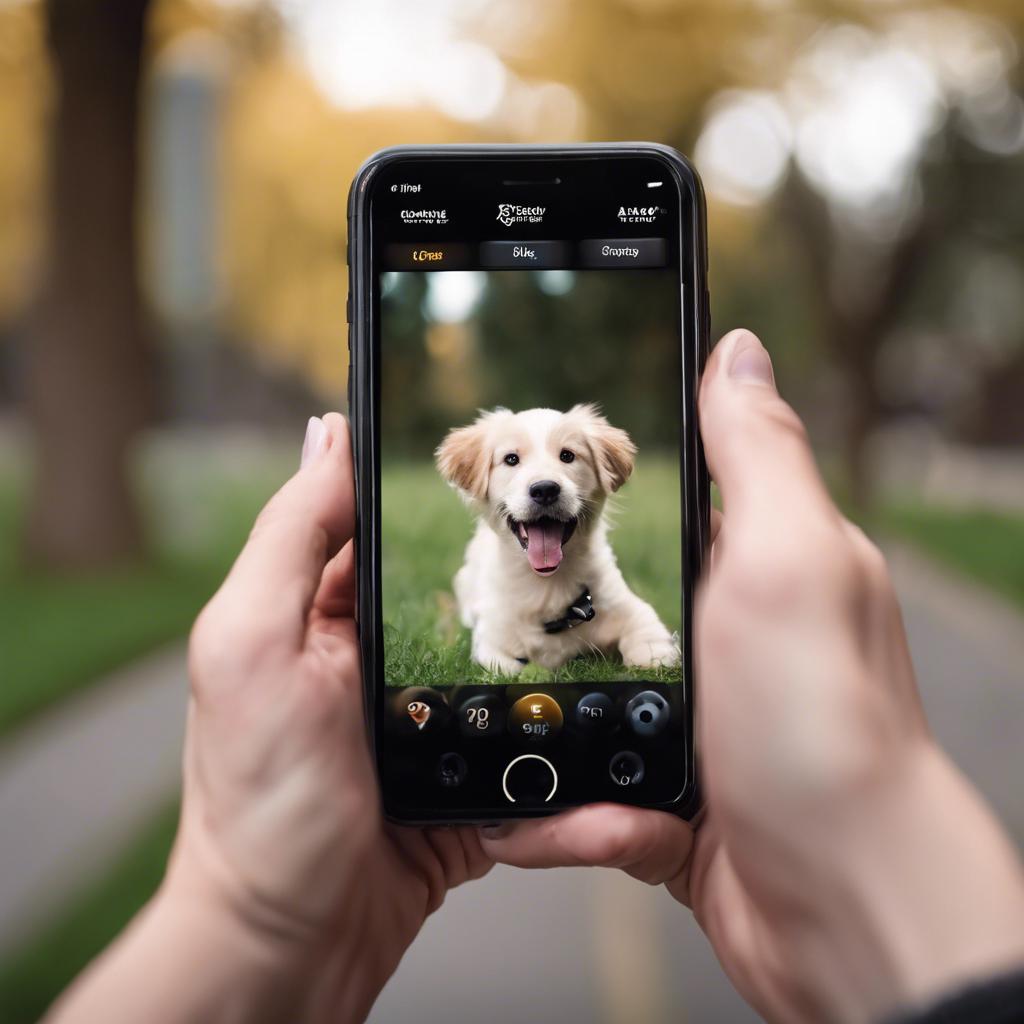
[
  {"xmin": 24, "ymin": 0, "xmax": 153, "ymax": 570},
  {"xmin": 781, "ymin": 169, "xmax": 934, "ymax": 511}
]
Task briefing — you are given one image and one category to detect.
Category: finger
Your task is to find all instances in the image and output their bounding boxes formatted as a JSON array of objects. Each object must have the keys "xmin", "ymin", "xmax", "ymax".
[
  {"xmin": 699, "ymin": 330, "xmax": 834, "ymax": 530},
  {"xmin": 450, "ymin": 826, "xmax": 495, "ymax": 886},
  {"xmin": 481, "ymin": 804, "xmax": 694, "ymax": 893},
  {"xmin": 210, "ymin": 413, "xmax": 355, "ymax": 647},
  {"xmin": 313, "ymin": 540, "xmax": 356, "ymax": 620},
  {"xmin": 423, "ymin": 826, "xmax": 494, "ymax": 891},
  {"xmin": 709, "ymin": 507, "xmax": 723, "ymax": 547}
]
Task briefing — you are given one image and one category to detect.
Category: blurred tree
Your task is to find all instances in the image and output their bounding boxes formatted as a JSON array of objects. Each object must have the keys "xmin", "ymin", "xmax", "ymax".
[
  {"xmin": 219, "ymin": 41, "xmax": 475, "ymax": 400},
  {"xmin": 25, "ymin": 0, "xmax": 154, "ymax": 569},
  {"xmin": 796, "ymin": 118, "xmax": 1024, "ymax": 498},
  {"xmin": 485, "ymin": 0, "xmax": 1024, "ymax": 503},
  {"xmin": 474, "ymin": 271, "xmax": 681, "ymax": 449},
  {"xmin": 779, "ymin": 166, "xmax": 939, "ymax": 505},
  {"xmin": 3, "ymin": 0, "xmax": 1021, "ymax": 537},
  {"xmin": 478, "ymin": 0, "xmax": 810, "ymax": 152},
  {"xmin": 0, "ymin": 5, "xmax": 47, "ymax": 331}
]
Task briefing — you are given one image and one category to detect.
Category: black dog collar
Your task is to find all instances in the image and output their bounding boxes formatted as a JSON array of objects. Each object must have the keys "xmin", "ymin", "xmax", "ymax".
[{"xmin": 544, "ymin": 586, "xmax": 596, "ymax": 634}]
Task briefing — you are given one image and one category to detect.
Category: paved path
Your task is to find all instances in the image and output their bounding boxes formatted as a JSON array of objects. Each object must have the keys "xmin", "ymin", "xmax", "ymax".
[
  {"xmin": 1, "ymin": 542, "xmax": 1022, "ymax": 1022},
  {"xmin": 885, "ymin": 545, "xmax": 1024, "ymax": 845},
  {"xmin": 0, "ymin": 644, "xmax": 187, "ymax": 959}
]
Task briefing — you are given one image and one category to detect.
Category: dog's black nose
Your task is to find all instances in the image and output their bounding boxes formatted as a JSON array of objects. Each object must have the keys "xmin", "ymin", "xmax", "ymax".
[{"xmin": 529, "ymin": 480, "xmax": 561, "ymax": 507}]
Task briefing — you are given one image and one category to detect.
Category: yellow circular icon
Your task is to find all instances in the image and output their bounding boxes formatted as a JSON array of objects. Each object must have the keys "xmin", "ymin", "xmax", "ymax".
[{"xmin": 508, "ymin": 693, "xmax": 564, "ymax": 740}]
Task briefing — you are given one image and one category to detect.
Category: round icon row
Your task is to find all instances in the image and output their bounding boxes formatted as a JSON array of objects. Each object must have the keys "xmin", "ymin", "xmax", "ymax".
[{"xmin": 391, "ymin": 688, "xmax": 671, "ymax": 741}]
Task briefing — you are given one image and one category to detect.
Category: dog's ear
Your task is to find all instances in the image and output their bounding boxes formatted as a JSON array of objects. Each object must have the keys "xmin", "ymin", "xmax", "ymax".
[
  {"xmin": 436, "ymin": 420, "xmax": 491, "ymax": 500},
  {"xmin": 573, "ymin": 403, "xmax": 636, "ymax": 493}
]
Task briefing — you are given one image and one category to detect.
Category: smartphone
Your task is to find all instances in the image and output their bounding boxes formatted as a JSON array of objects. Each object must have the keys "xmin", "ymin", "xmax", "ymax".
[{"xmin": 348, "ymin": 144, "xmax": 708, "ymax": 824}]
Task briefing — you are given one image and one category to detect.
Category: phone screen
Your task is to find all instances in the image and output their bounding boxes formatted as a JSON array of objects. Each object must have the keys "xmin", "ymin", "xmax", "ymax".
[{"xmin": 351, "ymin": 149, "xmax": 705, "ymax": 820}]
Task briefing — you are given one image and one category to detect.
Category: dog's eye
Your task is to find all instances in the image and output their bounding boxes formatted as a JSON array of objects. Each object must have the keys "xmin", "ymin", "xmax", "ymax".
[
  {"xmin": 560, "ymin": 449, "xmax": 575, "ymax": 464},
  {"xmin": 503, "ymin": 453, "xmax": 519, "ymax": 466}
]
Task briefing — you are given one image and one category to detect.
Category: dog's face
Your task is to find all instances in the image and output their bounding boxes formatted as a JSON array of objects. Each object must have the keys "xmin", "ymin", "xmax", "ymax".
[{"xmin": 437, "ymin": 405, "xmax": 636, "ymax": 576}]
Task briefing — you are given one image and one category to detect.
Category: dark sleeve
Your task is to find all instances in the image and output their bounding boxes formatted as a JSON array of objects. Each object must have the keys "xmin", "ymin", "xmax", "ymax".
[{"xmin": 885, "ymin": 969, "xmax": 1024, "ymax": 1024}]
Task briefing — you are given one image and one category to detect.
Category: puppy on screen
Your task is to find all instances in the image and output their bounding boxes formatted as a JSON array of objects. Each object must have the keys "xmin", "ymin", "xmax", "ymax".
[{"xmin": 436, "ymin": 404, "xmax": 679, "ymax": 674}]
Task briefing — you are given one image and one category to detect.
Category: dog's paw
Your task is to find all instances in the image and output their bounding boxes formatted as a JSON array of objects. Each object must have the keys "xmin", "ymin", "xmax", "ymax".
[
  {"xmin": 473, "ymin": 645, "xmax": 525, "ymax": 677},
  {"xmin": 620, "ymin": 633, "xmax": 681, "ymax": 669}
]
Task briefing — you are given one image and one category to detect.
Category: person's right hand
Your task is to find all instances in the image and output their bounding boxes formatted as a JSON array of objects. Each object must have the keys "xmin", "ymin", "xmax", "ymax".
[{"xmin": 483, "ymin": 329, "xmax": 1024, "ymax": 1024}]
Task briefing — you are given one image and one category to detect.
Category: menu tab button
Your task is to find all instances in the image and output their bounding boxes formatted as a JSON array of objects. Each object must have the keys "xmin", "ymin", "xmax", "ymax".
[
  {"xmin": 579, "ymin": 238, "xmax": 667, "ymax": 268},
  {"xmin": 383, "ymin": 243, "xmax": 471, "ymax": 271},
  {"xmin": 480, "ymin": 240, "xmax": 569, "ymax": 270}
]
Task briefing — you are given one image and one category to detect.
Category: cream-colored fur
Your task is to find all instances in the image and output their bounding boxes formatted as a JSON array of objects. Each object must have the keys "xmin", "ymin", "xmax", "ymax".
[{"xmin": 435, "ymin": 405, "xmax": 678, "ymax": 674}]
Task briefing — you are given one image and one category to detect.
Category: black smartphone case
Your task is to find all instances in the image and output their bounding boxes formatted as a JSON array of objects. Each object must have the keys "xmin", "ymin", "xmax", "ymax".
[{"xmin": 347, "ymin": 144, "xmax": 709, "ymax": 823}]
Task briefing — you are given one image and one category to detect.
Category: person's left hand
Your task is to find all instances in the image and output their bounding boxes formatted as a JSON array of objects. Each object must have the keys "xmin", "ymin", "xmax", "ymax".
[{"xmin": 164, "ymin": 413, "xmax": 490, "ymax": 1021}]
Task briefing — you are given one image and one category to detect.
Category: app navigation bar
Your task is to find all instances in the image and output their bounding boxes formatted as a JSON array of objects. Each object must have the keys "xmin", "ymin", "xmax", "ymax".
[{"xmin": 383, "ymin": 238, "xmax": 667, "ymax": 271}]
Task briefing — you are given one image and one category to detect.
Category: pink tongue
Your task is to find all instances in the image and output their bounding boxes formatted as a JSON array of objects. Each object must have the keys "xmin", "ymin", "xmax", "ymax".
[{"xmin": 525, "ymin": 521, "xmax": 564, "ymax": 571}]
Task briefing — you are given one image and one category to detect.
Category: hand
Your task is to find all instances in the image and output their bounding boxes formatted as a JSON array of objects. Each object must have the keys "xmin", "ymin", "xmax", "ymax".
[
  {"xmin": 50, "ymin": 414, "xmax": 491, "ymax": 1024},
  {"xmin": 483, "ymin": 330, "xmax": 1024, "ymax": 1024}
]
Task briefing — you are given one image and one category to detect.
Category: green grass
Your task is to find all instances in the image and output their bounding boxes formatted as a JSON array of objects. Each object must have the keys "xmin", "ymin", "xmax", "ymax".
[
  {"xmin": 382, "ymin": 456, "xmax": 684, "ymax": 685},
  {"xmin": 876, "ymin": 501, "xmax": 1024, "ymax": 610},
  {"xmin": 0, "ymin": 805, "xmax": 178, "ymax": 1024},
  {"xmin": 0, "ymin": 470, "xmax": 280, "ymax": 735}
]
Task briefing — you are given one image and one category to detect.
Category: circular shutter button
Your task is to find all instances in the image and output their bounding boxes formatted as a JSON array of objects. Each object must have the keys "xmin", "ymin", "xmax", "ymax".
[
  {"xmin": 625, "ymin": 690, "xmax": 670, "ymax": 737},
  {"xmin": 609, "ymin": 751, "xmax": 645, "ymax": 787},
  {"xmin": 508, "ymin": 693, "xmax": 563, "ymax": 741},
  {"xmin": 501, "ymin": 754, "xmax": 559, "ymax": 804},
  {"xmin": 574, "ymin": 692, "xmax": 617, "ymax": 734},
  {"xmin": 456, "ymin": 694, "xmax": 506, "ymax": 738}
]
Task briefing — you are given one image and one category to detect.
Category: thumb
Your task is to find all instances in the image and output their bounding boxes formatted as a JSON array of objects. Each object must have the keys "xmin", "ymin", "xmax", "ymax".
[
  {"xmin": 699, "ymin": 330, "xmax": 832, "ymax": 530},
  {"xmin": 206, "ymin": 413, "xmax": 355, "ymax": 646},
  {"xmin": 480, "ymin": 804, "xmax": 695, "ymax": 902}
]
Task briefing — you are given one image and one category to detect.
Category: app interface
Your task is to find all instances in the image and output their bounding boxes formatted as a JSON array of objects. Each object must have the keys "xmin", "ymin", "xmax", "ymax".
[{"xmin": 369, "ymin": 156, "xmax": 692, "ymax": 811}]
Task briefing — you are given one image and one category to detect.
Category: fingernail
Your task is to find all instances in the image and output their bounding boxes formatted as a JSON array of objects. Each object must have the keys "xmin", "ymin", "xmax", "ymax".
[
  {"xmin": 479, "ymin": 823, "xmax": 513, "ymax": 840},
  {"xmin": 727, "ymin": 332, "xmax": 774, "ymax": 386},
  {"xmin": 301, "ymin": 416, "xmax": 328, "ymax": 468}
]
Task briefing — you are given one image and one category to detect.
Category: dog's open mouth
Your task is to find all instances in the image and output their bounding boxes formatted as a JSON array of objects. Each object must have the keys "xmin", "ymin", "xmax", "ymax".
[{"xmin": 507, "ymin": 515, "xmax": 578, "ymax": 575}]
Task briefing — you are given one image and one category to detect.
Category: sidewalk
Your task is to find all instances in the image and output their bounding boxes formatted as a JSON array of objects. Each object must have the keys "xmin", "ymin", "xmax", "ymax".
[
  {"xmin": 884, "ymin": 543, "xmax": 1024, "ymax": 844},
  {"xmin": 0, "ymin": 541, "xmax": 1022, "ymax": 1021},
  {"xmin": 0, "ymin": 644, "xmax": 187, "ymax": 959}
]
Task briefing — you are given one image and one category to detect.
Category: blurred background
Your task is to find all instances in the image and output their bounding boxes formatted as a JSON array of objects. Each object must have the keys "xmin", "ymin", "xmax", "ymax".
[
  {"xmin": 1, "ymin": 0, "xmax": 1023, "ymax": 1020},
  {"xmin": 380, "ymin": 270, "xmax": 683, "ymax": 458}
]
